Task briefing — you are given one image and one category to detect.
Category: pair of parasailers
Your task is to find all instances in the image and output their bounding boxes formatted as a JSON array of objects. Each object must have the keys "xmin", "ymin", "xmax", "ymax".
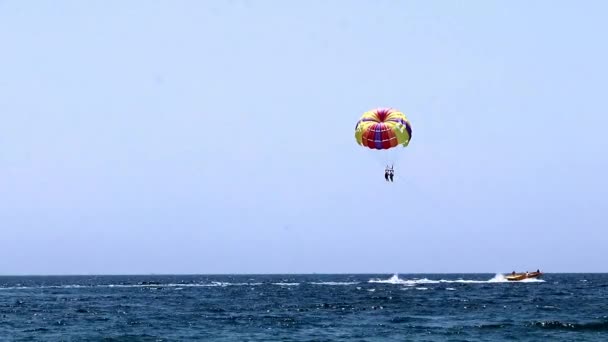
[{"xmin": 384, "ymin": 166, "xmax": 394, "ymax": 182}]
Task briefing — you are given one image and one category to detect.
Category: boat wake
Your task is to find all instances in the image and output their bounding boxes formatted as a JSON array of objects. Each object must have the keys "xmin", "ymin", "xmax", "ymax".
[{"xmin": 369, "ymin": 274, "xmax": 545, "ymax": 285}]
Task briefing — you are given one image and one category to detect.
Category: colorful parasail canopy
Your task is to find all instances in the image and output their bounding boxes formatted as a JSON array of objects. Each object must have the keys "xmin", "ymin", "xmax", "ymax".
[{"xmin": 354, "ymin": 107, "xmax": 412, "ymax": 150}]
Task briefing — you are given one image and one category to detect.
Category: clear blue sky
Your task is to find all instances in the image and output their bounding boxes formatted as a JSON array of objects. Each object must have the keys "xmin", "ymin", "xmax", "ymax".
[{"xmin": 1, "ymin": 1, "xmax": 607, "ymax": 275}]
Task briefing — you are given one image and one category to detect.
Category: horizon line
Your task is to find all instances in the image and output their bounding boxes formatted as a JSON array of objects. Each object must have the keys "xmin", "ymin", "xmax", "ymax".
[{"xmin": 1, "ymin": 271, "xmax": 604, "ymax": 277}]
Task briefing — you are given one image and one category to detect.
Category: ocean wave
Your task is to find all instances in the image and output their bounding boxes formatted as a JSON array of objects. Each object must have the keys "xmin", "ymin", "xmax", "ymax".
[
  {"xmin": 0, "ymin": 282, "xmax": 265, "ymax": 290},
  {"xmin": 107, "ymin": 282, "xmax": 264, "ymax": 288},
  {"xmin": 530, "ymin": 319, "xmax": 608, "ymax": 331},
  {"xmin": 0, "ymin": 281, "xmax": 337, "ymax": 290}
]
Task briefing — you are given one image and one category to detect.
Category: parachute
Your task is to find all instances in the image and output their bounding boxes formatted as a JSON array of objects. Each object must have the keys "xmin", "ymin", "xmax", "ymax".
[
  {"xmin": 354, "ymin": 107, "xmax": 412, "ymax": 149},
  {"xmin": 354, "ymin": 107, "xmax": 412, "ymax": 178}
]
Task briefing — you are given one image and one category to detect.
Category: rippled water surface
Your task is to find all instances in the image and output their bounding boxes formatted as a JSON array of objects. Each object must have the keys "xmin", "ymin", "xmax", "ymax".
[{"xmin": 1, "ymin": 273, "xmax": 607, "ymax": 341}]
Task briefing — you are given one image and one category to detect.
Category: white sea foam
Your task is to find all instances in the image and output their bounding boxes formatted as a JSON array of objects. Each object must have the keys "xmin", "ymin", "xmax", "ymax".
[
  {"xmin": 310, "ymin": 282, "xmax": 359, "ymax": 286},
  {"xmin": 368, "ymin": 273, "xmax": 545, "ymax": 285}
]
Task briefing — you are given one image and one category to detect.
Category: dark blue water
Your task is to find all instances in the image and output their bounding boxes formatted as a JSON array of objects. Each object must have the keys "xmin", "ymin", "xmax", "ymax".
[{"xmin": 1, "ymin": 273, "xmax": 607, "ymax": 341}]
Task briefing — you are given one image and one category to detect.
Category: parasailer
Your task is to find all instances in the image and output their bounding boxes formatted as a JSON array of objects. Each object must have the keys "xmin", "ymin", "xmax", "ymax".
[{"xmin": 355, "ymin": 108, "xmax": 412, "ymax": 181}]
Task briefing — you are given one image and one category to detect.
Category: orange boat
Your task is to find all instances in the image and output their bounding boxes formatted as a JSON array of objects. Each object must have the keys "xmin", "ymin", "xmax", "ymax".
[{"xmin": 506, "ymin": 270, "xmax": 543, "ymax": 281}]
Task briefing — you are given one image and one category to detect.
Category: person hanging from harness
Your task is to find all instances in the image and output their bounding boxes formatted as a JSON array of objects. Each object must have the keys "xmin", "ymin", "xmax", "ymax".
[
  {"xmin": 389, "ymin": 165, "xmax": 394, "ymax": 182},
  {"xmin": 384, "ymin": 166, "xmax": 390, "ymax": 182}
]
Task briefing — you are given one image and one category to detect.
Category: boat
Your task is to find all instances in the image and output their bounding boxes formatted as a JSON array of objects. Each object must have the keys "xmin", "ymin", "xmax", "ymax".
[{"xmin": 506, "ymin": 270, "xmax": 543, "ymax": 281}]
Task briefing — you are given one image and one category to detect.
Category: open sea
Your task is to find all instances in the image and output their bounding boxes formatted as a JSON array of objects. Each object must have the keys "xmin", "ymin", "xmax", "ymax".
[{"xmin": 1, "ymin": 273, "xmax": 607, "ymax": 341}]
